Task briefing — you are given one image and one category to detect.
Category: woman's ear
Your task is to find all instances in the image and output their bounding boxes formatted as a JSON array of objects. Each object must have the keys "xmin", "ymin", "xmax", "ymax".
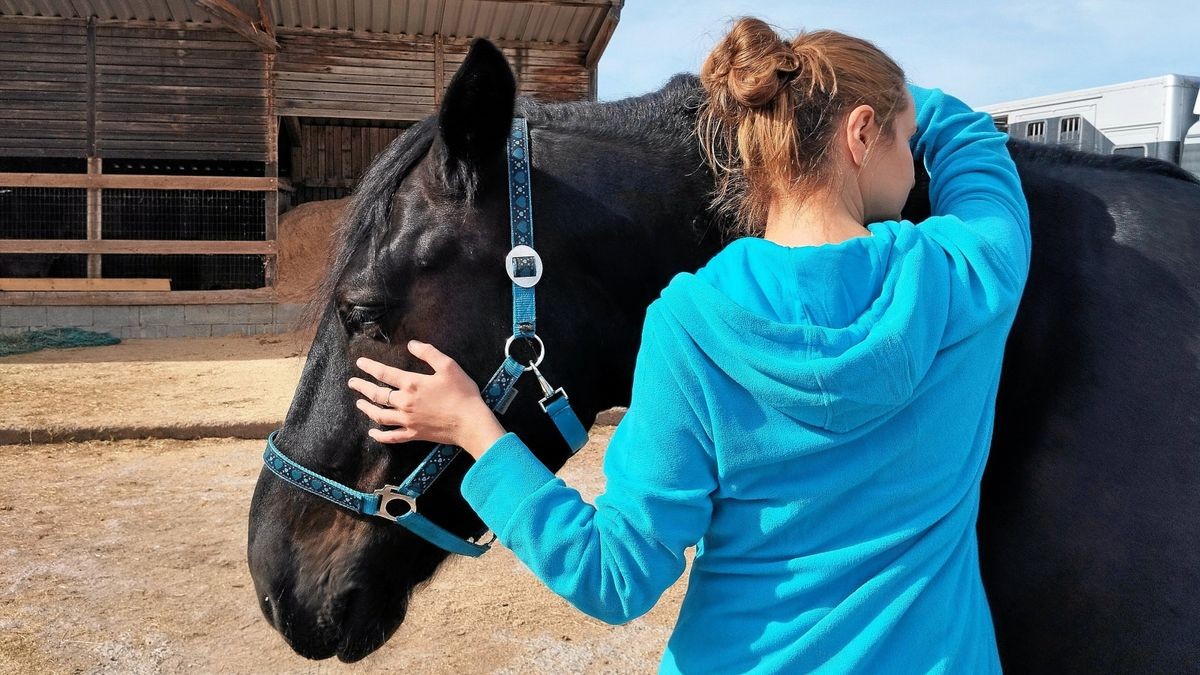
[{"xmin": 845, "ymin": 104, "xmax": 877, "ymax": 168}]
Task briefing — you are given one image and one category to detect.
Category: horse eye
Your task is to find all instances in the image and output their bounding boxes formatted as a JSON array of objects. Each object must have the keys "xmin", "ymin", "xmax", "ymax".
[{"xmin": 337, "ymin": 302, "xmax": 389, "ymax": 339}]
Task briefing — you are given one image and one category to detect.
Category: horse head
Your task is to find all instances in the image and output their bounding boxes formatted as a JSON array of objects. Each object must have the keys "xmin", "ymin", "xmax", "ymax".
[{"xmin": 246, "ymin": 38, "xmax": 723, "ymax": 661}]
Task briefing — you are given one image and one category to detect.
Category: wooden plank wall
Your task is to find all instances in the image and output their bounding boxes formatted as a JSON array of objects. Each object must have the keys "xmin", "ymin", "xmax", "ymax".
[
  {"xmin": 0, "ymin": 17, "xmax": 90, "ymax": 158},
  {"xmin": 276, "ymin": 29, "xmax": 594, "ymax": 122},
  {"xmin": 443, "ymin": 40, "xmax": 592, "ymax": 103},
  {"xmin": 275, "ymin": 30, "xmax": 436, "ymax": 120},
  {"xmin": 294, "ymin": 123, "xmax": 405, "ymax": 189},
  {"xmin": 95, "ymin": 24, "xmax": 269, "ymax": 161}
]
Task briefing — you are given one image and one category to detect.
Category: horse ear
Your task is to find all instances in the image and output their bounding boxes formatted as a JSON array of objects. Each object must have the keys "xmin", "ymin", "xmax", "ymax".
[{"xmin": 436, "ymin": 38, "xmax": 517, "ymax": 194}]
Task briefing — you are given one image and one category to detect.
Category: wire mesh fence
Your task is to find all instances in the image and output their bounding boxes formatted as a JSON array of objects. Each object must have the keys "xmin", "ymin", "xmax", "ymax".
[
  {"xmin": 1, "ymin": 156, "xmax": 271, "ymax": 290},
  {"xmin": 0, "ymin": 188, "xmax": 88, "ymax": 239},
  {"xmin": 0, "ymin": 253, "xmax": 88, "ymax": 278},
  {"xmin": 101, "ymin": 189, "xmax": 266, "ymax": 241},
  {"xmin": 102, "ymin": 254, "xmax": 266, "ymax": 291}
]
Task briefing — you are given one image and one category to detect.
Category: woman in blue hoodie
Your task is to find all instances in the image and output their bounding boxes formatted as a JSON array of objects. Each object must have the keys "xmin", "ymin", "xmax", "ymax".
[{"xmin": 348, "ymin": 17, "xmax": 1030, "ymax": 674}]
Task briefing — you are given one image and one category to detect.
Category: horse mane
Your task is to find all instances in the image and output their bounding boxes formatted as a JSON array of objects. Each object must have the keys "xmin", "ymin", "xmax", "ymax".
[
  {"xmin": 518, "ymin": 73, "xmax": 705, "ymax": 156},
  {"xmin": 1007, "ymin": 138, "xmax": 1200, "ymax": 185},
  {"xmin": 295, "ymin": 73, "xmax": 706, "ymax": 331}
]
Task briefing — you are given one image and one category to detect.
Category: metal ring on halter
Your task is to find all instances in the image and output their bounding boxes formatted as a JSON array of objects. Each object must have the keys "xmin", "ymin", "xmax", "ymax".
[{"xmin": 503, "ymin": 333, "xmax": 545, "ymax": 371}]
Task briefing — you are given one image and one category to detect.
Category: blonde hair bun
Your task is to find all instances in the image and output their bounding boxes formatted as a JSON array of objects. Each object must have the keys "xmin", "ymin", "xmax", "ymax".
[{"xmin": 697, "ymin": 17, "xmax": 906, "ymax": 236}]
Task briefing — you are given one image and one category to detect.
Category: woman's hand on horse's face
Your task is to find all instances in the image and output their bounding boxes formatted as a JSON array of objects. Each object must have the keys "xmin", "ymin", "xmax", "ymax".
[{"xmin": 346, "ymin": 341, "xmax": 506, "ymax": 458}]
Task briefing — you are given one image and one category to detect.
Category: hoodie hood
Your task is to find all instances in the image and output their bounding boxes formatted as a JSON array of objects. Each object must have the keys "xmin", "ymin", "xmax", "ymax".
[{"xmin": 654, "ymin": 220, "xmax": 944, "ymax": 434}]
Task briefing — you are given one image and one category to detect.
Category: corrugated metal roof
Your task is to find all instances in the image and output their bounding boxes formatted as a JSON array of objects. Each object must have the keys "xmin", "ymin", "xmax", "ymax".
[
  {"xmin": 0, "ymin": 0, "xmax": 618, "ymax": 46},
  {"xmin": 0, "ymin": 0, "xmax": 235, "ymax": 23}
]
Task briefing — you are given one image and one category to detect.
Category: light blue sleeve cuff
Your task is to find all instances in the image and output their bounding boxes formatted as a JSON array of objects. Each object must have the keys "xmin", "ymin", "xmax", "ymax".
[{"xmin": 460, "ymin": 431, "xmax": 558, "ymax": 539}]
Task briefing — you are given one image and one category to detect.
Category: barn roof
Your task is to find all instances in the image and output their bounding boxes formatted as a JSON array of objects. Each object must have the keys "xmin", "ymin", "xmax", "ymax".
[{"xmin": 0, "ymin": 0, "xmax": 621, "ymax": 51}]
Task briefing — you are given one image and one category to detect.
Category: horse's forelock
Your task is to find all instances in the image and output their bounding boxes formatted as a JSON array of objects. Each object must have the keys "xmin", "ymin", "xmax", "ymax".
[{"xmin": 296, "ymin": 118, "xmax": 439, "ymax": 331}]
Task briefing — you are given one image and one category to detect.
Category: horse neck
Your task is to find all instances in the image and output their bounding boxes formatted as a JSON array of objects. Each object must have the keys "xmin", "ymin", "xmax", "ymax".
[
  {"xmin": 531, "ymin": 115, "xmax": 723, "ymax": 304},
  {"xmin": 517, "ymin": 116, "xmax": 721, "ymax": 416}
]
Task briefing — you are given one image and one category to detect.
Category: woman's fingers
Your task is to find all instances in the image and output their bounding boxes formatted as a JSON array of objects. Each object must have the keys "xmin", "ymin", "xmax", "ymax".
[
  {"xmin": 355, "ymin": 398, "xmax": 407, "ymax": 427},
  {"xmin": 346, "ymin": 343, "xmax": 476, "ymax": 448},
  {"xmin": 368, "ymin": 427, "xmax": 416, "ymax": 444},
  {"xmin": 347, "ymin": 376, "xmax": 398, "ymax": 407},
  {"xmin": 407, "ymin": 340, "xmax": 456, "ymax": 374},
  {"xmin": 354, "ymin": 356, "xmax": 424, "ymax": 390}
]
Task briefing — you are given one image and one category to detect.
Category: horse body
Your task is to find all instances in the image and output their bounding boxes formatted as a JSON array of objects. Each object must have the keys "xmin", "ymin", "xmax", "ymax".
[
  {"xmin": 247, "ymin": 39, "xmax": 1200, "ymax": 670},
  {"xmin": 980, "ymin": 160, "xmax": 1200, "ymax": 671}
]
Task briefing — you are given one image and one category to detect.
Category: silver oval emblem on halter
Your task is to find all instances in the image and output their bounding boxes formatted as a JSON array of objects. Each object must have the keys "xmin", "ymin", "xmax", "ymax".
[{"xmin": 505, "ymin": 244, "xmax": 543, "ymax": 288}]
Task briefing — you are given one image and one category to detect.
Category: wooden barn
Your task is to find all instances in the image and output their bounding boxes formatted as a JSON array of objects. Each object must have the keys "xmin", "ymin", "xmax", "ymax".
[{"xmin": 0, "ymin": 0, "xmax": 622, "ymax": 337}]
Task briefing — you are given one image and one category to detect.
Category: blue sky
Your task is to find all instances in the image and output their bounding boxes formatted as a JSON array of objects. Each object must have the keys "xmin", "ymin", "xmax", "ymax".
[{"xmin": 596, "ymin": 1, "xmax": 1200, "ymax": 107}]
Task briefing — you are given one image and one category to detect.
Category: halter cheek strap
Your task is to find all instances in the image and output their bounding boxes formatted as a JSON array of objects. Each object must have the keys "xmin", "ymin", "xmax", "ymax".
[{"xmin": 262, "ymin": 117, "xmax": 588, "ymax": 558}]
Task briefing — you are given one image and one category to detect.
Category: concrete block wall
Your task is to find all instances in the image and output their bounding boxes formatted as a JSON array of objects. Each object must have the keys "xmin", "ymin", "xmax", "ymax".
[{"xmin": 0, "ymin": 303, "xmax": 309, "ymax": 338}]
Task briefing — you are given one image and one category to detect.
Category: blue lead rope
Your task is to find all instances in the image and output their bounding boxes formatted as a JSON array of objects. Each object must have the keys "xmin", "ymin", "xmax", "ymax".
[{"xmin": 262, "ymin": 117, "xmax": 588, "ymax": 558}]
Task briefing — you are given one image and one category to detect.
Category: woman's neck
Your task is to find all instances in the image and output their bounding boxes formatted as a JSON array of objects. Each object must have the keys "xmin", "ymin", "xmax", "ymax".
[{"xmin": 763, "ymin": 193, "xmax": 871, "ymax": 247}]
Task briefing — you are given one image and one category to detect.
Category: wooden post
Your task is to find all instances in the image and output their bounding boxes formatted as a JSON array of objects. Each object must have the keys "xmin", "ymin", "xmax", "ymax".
[
  {"xmin": 86, "ymin": 16, "xmax": 96, "ymax": 157},
  {"xmin": 265, "ymin": 50, "xmax": 279, "ymax": 290},
  {"xmin": 86, "ymin": 16, "xmax": 100, "ymax": 279},
  {"xmin": 86, "ymin": 157, "xmax": 101, "ymax": 279},
  {"xmin": 434, "ymin": 33, "xmax": 445, "ymax": 107}
]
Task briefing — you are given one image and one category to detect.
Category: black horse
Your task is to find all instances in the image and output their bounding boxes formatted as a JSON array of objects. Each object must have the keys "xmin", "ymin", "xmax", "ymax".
[{"xmin": 247, "ymin": 39, "xmax": 1200, "ymax": 671}]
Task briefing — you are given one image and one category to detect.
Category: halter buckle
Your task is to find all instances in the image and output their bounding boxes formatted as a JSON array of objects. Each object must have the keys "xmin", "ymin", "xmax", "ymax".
[
  {"xmin": 373, "ymin": 485, "xmax": 418, "ymax": 521},
  {"xmin": 505, "ymin": 244, "xmax": 543, "ymax": 288}
]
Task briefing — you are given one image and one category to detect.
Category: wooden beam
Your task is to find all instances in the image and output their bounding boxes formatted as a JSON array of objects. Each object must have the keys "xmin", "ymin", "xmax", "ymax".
[
  {"xmin": 0, "ymin": 278, "xmax": 172, "ymax": 292},
  {"xmin": 255, "ymin": 0, "xmax": 275, "ymax": 43},
  {"xmin": 193, "ymin": 0, "xmax": 277, "ymax": 53},
  {"xmin": 585, "ymin": 3, "xmax": 621, "ymax": 69},
  {"xmin": 0, "ymin": 240, "xmax": 277, "ymax": 255},
  {"xmin": 0, "ymin": 288, "xmax": 278, "ymax": 306},
  {"xmin": 0, "ymin": 173, "xmax": 277, "ymax": 191}
]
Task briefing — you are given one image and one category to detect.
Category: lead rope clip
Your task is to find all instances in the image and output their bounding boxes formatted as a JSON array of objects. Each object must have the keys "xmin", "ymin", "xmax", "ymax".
[{"xmin": 528, "ymin": 362, "xmax": 569, "ymax": 412}]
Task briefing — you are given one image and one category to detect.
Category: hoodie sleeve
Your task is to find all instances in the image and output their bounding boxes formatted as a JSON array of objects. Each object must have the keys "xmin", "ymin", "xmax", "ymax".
[
  {"xmin": 458, "ymin": 305, "xmax": 718, "ymax": 625},
  {"xmin": 908, "ymin": 83, "xmax": 1032, "ymax": 347}
]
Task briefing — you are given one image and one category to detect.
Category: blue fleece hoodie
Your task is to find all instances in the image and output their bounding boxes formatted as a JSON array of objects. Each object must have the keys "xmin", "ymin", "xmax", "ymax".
[{"xmin": 460, "ymin": 83, "xmax": 1031, "ymax": 673}]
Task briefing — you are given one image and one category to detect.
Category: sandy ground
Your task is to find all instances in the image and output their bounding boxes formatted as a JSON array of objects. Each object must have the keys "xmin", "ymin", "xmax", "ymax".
[
  {"xmin": 0, "ymin": 332, "xmax": 314, "ymax": 442},
  {"xmin": 0, "ymin": 334, "xmax": 672, "ymax": 673},
  {"xmin": 0, "ymin": 428, "xmax": 690, "ymax": 674}
]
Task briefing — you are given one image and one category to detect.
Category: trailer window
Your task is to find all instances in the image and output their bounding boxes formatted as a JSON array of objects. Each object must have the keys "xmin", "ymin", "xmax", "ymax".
[
  {"xmin": 1059, "ymin": 116, "xmax": 1081, "ymax": 142},
  {"xmin": 1113, "ymin": 145, "xmax": 1146, "ymax": 158}
]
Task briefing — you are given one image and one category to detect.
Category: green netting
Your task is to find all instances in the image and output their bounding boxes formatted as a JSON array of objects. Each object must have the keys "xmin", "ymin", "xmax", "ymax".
[{"xmin": 0, "ymin": 327, "xmax": 121, "ymax": 357}]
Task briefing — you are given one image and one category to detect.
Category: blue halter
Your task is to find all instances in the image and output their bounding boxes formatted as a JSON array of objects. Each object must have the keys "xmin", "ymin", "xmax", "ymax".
[{"xmin": 262, "ymin": 118, "xmax": 589, "ymax": 557}]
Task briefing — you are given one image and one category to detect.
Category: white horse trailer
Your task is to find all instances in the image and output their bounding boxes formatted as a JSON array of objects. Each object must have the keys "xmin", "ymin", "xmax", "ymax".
[{"xmin": 979, "ymin": 74, "xmax": 1200, "ymax": 179}]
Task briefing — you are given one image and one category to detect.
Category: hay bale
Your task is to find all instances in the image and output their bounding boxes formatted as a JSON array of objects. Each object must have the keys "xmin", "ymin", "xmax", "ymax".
[{"xmin": 275, "ymin": 197, "xmax": 350, "ymax": 303}]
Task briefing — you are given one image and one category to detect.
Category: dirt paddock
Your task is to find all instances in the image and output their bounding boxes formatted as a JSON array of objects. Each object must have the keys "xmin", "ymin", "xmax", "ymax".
[{"xmin": 0, "ymin": 337, "xmax": 686, "ymax": 674}]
